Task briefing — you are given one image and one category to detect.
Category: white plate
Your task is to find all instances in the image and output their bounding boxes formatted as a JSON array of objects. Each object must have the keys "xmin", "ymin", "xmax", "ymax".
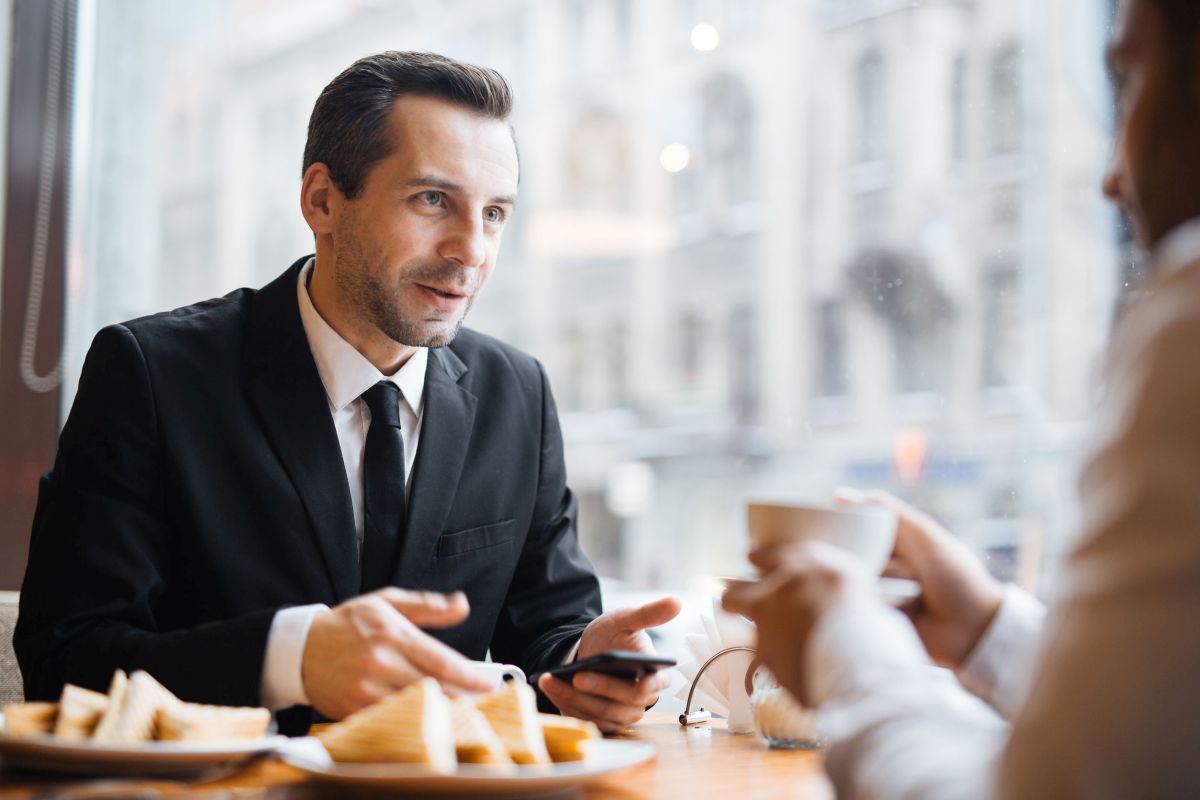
[
  {"xmin": 278, "ymin": 736, "xmax": 656, "ymax": 796},
  {"xmin": 0, "ymin": 712, "xmax": 286, "ymax": 775}
]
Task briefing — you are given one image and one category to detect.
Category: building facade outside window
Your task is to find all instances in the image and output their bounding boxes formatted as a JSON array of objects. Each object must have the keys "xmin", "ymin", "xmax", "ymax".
[{"xmin": 61, "ymin": 0, "xmax": 1120, "ymax": 605}]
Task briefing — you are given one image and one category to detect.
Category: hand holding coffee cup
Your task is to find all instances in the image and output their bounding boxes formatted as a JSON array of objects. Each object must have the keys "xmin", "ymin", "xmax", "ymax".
[
  {"xmin": 830, "ymin": 487, "xmax": 1003, "ymax": 668},
  {"xmin": 722, "ymin": 501, "xmax": 901, "ymax": 705}
]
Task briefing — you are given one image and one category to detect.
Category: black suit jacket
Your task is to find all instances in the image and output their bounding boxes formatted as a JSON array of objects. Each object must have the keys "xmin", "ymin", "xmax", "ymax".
[{"xmin": 15, "ymin": 257, "xmax": 602, "ymax": 733}]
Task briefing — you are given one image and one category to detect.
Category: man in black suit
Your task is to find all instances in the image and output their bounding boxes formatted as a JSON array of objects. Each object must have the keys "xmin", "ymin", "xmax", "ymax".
[{"xmin": 16, "ymin": 51, "xmax": 679, "ymax": 735}]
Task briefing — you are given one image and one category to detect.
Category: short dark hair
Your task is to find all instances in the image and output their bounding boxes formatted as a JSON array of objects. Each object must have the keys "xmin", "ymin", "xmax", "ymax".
[
  {"xmin": 302, "ymin": 51, "xmax": 513, "ymax": 199},
  {"xmin": 1151, "ymin": 0, "xmax": 1200, "ymax": 71}
]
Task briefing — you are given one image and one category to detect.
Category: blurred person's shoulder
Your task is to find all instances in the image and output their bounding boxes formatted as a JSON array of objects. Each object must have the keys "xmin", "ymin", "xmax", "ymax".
[
  {"xmin": 1107, "ymin": 233, "xmax": 1200, "ymax": 402},
  {"xmin": 1122, "ymin": 233, "xmax": 1200, "ymax": 343}
]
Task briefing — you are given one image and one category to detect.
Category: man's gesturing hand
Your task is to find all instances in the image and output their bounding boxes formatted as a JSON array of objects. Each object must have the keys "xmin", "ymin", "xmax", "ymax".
[
  {"xmin": 538, "ymin": 596, "xmax": 682, "ymax": 734},
  {"xmin": 301, "ymin": 587, "xmax": 493, "ymax": 720}
]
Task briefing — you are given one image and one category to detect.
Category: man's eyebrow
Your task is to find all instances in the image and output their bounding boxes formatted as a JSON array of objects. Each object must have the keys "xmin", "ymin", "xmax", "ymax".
[{"xmin": 404, "ymin": 175, "xmax": 517, "ymax": 207}]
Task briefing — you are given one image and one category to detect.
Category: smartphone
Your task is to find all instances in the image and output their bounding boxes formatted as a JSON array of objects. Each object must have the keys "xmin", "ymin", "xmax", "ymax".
[{"xmin": 534, "ymin": 650, "xmax": 677, "ymax": 683}]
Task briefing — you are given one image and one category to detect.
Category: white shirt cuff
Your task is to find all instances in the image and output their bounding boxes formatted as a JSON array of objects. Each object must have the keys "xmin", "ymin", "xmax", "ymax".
[
  {"xmin": 805, "ymin": 600, "xmax": 933, "ymax": 708},
  {"xmin": 956, "ymin": 583, "xmax": 1046, "ymax": 720},
  {"xmin": 260, "ymin": 604, "xmax": 328, "ymax": 711},
  {"xmin": 561, "ymin": 637, "xmax": 582, "ymax": 665}
]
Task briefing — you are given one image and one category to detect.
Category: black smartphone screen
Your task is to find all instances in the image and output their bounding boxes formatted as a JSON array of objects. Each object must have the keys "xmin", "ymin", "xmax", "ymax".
[{"xmin": 535, "ymin": 650, "xmax": 677, "ymax": 683}]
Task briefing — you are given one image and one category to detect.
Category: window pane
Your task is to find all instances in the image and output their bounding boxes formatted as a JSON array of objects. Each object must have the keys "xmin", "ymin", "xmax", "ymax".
[{"xmin": 66, "ymin": 0, "xmax": 1119, "ymax": 601}]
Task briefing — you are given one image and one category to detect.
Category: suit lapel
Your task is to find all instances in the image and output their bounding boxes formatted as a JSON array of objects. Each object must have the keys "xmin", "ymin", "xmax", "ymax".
[
  {"xmin": 243, "ymin": 258, "xmax": 358, "ymax": 602},
  {"xmin": 393, "ymin": 346, "xmax": 477, "ymax": 586}
]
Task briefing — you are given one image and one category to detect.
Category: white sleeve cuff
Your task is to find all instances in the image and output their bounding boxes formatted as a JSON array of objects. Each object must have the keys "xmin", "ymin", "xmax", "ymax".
[
  {"xmin": 260, "ymin": 604, "xmax": 328, "ymax": 711},
  {"xmin": 956, "ymin": 583, "xmax": 1046, "ymax": 720},
  {"xmin": 561, "ymin": 637, "xmax": 582, "ymax": 665},
  {"xmin": 805, "ymin": 600, "xmax": 933, "ymax": 708}
]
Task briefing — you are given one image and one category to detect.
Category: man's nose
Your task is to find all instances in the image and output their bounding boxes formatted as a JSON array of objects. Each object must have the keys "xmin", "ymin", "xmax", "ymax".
[
  {"xmin": 439, "ymin": 213, "xmax": 487, "ymax": 268},
  {"xmin": 1101, "ymin": 169, "xmax": 1121, "ymax": 204},
  {"xmin": 1102, "ymin": 154, "xmax": 1124, "ymax": 205}
]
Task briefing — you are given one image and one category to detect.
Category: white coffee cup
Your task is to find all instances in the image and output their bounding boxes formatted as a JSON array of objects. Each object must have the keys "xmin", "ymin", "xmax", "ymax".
[
  {"xmin": 746, "ymin": 501, "xmax": 898, "ymax": 575},
  {"xmin": 467, "ymin": 661, "xmax": 526, "ymax": 689}
]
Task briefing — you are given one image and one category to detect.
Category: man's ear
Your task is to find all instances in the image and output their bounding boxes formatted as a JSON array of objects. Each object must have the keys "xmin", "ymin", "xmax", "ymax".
[{"xmin": 300, "ymin": 163, "xmax": 341, "ymax": 236}]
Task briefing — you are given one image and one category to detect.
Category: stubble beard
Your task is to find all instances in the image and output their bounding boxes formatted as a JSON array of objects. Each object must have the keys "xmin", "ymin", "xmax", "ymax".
[{"xmin": 334, "ymin": 225, "xmax": 478, "ymax": 349}]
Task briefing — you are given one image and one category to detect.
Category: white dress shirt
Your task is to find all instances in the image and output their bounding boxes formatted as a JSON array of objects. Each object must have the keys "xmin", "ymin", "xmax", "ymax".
[
  {"xmin": 260, "ymin": 258, "xmax": 428, "ymax": 710},
  {"xmin": 806, "ymin": 218, "xmax": 1200, "ymax": 798},
  {"xmin": 955, "ymin": 585, "xmax": 1046, "ymax": 721}
]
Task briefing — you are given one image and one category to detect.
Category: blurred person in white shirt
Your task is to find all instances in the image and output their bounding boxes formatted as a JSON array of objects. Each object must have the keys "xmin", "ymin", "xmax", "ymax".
[{"xmin": 725, "ymin": 1, "xmax": 1200, "ymax": 796}]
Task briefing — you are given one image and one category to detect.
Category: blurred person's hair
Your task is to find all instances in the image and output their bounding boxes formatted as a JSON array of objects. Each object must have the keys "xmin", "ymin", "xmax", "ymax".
[
  {"xmin": 1151, "ymin": 0, "xmax": 1200, "ymax": 83},
  {"xmin": 303, "ymin": 51, "xmax": 513, "ymax": 199}
]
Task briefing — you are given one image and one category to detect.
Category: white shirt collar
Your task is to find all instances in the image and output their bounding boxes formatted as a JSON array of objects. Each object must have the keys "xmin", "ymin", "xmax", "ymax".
[
  {"xmin": 296, "ymin": 257, "xmax": 427, "ymax": 417},
  {"xmin": 1152, "ymin": 217, "xmax": 1200, "ymax": 279}
]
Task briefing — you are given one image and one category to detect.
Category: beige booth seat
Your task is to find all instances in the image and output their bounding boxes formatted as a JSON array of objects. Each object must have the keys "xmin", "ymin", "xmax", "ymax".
[{"xmin": 0, "ymin": 591, "xmax": 22, "ymax": 705}]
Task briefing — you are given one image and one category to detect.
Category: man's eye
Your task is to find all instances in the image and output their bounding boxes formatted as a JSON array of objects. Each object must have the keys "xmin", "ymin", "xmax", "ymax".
[
  {"xmin": 422, "ymin": 191, "xmax": 443, "ymax": 206},
  {"xmin": 1112, "ymin": 85, "xmax": 1128, "ymax": 122},
  {"xmin": 485, "ymin": 207, "xmax": 504, "ymax": 223},
  {"xmin": 1110, "ymin": 68, "xmax": 1128, "ymax": 97}
]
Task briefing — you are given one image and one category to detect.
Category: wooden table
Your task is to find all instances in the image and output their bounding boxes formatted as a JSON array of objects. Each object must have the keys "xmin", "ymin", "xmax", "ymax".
[{"xmin": 0, "ymin": 714, "xmax": 835, "ymax": 799}]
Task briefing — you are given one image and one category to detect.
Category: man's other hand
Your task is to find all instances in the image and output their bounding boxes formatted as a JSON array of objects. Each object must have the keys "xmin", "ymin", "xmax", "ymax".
[
  {"xmin": 301, "ymin": 587, "xmax": 493, "ymax": 720},
  {"xmin": 538, "ymin": 596, "xmax": 682, "ymax": 734}
]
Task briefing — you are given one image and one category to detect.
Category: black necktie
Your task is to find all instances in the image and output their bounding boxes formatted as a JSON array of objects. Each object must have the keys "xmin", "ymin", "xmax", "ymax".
[{"xmin": 360, "ymin": 381, "xmax": 406, "ymax": 592}]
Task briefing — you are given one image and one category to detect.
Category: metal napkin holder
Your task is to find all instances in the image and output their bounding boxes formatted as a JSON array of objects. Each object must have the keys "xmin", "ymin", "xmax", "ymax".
[{"xmin": 678, "ymin": 645, "xmax": 760, "ymax": 726}]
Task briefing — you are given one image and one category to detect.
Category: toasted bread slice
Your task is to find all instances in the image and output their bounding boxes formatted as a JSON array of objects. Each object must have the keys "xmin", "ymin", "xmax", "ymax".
[
  {"xmin": 450, "ymin": 696, "xmax": 513, "ymax": 769},
  {"xmin": 157, "ymin": 702, "xmax": 271, "ymax": 742},
  {"xmin": 90, "ymin": 670, "xmax": 129, "ymax": 741},
  {"xmin": 474, "ymin": 681, "xmax": 551, "ymax": 765},
  {"xmin": 2, "ymin": 702, "xmax": 58, "ymax": 737},
  {"xmin": 538, "ymin": 712, "xmax": 600, "ymax": 762},
  {"xmin": 54, "ymin": 684, "xmax": 110, "ymax": 740},
  {"xmin": 95, "ymin": 670, "xmax": 178, "ymax": 743},
  {"xmin": 318, "ymin": 678, "xmax": 455, "ymax": 772}
]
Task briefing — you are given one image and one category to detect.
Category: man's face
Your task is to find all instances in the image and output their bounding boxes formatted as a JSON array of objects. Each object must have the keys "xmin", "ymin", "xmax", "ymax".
[
  {"xmin": 330, "ymin": 95, "xmax": 518, "ymax": 348},
  {"xmin": 1104, "ymin": 0, "xmax": 1200, "ymax": 249}
]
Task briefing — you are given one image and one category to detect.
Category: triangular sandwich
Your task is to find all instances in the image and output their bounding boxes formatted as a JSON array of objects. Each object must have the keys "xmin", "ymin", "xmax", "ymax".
[
  {"xmin": 54, "ymin": 684, "xmax": 110, "ymax": 740},
  {"xmin": 473, "ymin": 681, "xmax": 551, "ymax": 765},
  {"xmin": 450, "ymin": 696, "xmax": 513, "ymax": 769},
  {"xmin": 95, "ymin": 670, "xmax": 177, "ymax": 743},
  {"xmin": 537, "ymin": 712, "xmax": 600, "ymax": 762},
  {"xmin": 157, "ymin": 702, "xmax": 271, "ymax": 742},
  {"xmin": 318, "ymin": 677, "xmax": 455, "ymax": 773},
  {"xmin": 90, "ymin": 669, "xmax": 129, "ymax": 741},
  {"xmin": 2, "ymin": 702, "xmax": 58, "ymax": 737}
]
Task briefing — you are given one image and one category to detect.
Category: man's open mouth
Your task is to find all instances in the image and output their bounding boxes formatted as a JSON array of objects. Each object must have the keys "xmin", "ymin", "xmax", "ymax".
[{"xmin": 420, "ymin": 284, "xmax": 466, "ymax": 299}]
